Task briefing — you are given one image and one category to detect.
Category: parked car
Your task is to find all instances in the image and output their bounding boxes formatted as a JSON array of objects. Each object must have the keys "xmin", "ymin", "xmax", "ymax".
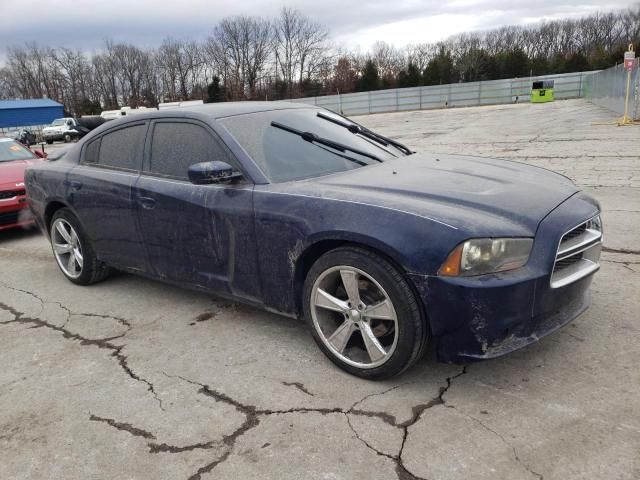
[
  {"xmin": 13, "ymin": 128, "xmax": 37, "ymax": 147},
  {"xmin": 0, "ymin": 137, "xmax": 45, "ymax": 231},
  {"xmin": 42, "ymin": 116, "xmax": 105, "ymax": 144},
  {"xmin": 25, "ymin": 103, "xmax": 602, "ymax": 378}
]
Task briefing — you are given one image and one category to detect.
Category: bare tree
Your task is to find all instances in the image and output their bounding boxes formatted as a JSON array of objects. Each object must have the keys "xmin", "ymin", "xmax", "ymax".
[
  {"xmin": 406, "ymin": 43, "xmax": 436, "ymax": 73},
  {"xmin": 206, "ymin": 16, "xmax": 272, "ymax": 99},
  {"xmin": 370, "ymin": 41, "xmax": 404, "ymax": 83},
  {"xmin": 92, "ymin": 42, "xmax": 120, "ymax": 109},
  {"xmin": 333, "ymin": 56, "xmax": 358, "ymax": 93},
  {"xmin": 274, "ymin": 7, "xmax": 329, "ymax": 96},
  {"xmin": 54, "ymin": 47, "xmax": 93, "ymax": 115},
  {"xmin": 1, "ymin": 4, "xmax": 638, "ymax": 109},
  {"xmin": 156, "ymin": 38, "xmax": 206, "ymax": 101}
]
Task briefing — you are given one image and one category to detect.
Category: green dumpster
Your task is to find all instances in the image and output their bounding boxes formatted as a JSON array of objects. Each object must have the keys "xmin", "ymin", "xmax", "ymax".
[{"xmin": 531, "ymin": 80, "xmax": 555, "ymax": 103}]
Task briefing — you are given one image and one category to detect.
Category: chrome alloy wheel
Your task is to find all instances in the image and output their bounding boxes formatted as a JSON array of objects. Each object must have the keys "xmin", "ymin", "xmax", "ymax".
[
  {"xmin": 310, "ymin": 266, "xmax": 399, "ymax": 369},
  {"xmin": 51, "ymin": 218, "xmax": 83, "ymax": 279}
]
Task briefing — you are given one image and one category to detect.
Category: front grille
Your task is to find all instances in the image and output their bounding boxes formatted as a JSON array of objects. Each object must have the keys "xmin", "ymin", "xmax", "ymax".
[
  {"xmin": 553, "ymin": 254, "xmax": 583, "ymax": 272},
  {"xmin": 0, "ymin": 190, "xmax": 26, "ymax": 200},
  {"xmin": 562, "ymin": 223, "xmax": 586, "ymax": 241},
  {"xmin": 0, "ymin": 211, "xmax": 20, "ymax": 226},
  {"xmin": 550, "ymin": 215, "xmax": 602, "ymax": 288}
]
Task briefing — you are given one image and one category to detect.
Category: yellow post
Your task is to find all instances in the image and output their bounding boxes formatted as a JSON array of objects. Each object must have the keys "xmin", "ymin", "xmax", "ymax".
[{"xmin": 618, "ymin": 43, "xmax": 638, "ymax": 126}]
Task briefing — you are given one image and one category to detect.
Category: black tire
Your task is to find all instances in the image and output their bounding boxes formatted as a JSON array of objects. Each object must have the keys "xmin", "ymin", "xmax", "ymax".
[
  {"xmin": 50, "ymin": 208, "xmax": 111, "ymax": 285},
  {"xmin": 303, "ymin": 246, "xmax": 428, "ymax": 379},
  {"xmin": 63, "ymin": 133, "xmax": 71, "ymax": 143},
  {"xmin": 46, "ymin": 139, "xmax": 53, "ymax": 145}
]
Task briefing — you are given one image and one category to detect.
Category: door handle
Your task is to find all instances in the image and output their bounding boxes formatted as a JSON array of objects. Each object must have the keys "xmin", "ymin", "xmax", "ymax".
[
  {"xmin": 64, "ymin": 180, "xmax": 82, "ymax": 191},
  {"xmin": 138, "ymin": 196, "xmax": 156, "ymax": 210}
]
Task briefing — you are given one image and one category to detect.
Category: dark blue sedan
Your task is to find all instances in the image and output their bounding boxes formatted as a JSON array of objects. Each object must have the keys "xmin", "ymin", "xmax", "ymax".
[{"xmin": 25, "ymin": 102, "xmax": 602, "ymax": 378}]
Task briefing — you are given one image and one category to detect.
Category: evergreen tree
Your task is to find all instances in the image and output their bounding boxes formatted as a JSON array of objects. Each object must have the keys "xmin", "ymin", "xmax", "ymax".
[
  {"xmin": 398, "ymin": 62, "xmax": 422, "ymax": 87},
  {"xmin": 357, "ymin": 60, "xmax": 380, "ymax": 91},
  {"xmin": 206, "ymin": 76, "xmax": 225, "ymax": 103},
  {"xmin": 423, "ymin": 49, "xmax": 458, "ymax": 85},
  {"xmin": 480, "ymin": 53, "xmax": 501, "ymax": 80},
  {"xmin": 529, "ymin": 56, "xmax": 551, "ymax": 76},
  {"xmin": 564, "ymin": 52, "xmax": 590, "ymax": 72},
  {"xmin": 499, "ymin": 48, "xmax": 529, "ymax": 78},
  {"xmin": 77, "ymin": 98, "xmax": 102, "ymax": 115}
]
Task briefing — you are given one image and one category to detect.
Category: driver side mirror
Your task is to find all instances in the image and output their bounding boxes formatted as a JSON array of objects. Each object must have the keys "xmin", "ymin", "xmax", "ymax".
[{"xmin": 188, "ymin": 161, "xmax": 242, "ymax": 185}]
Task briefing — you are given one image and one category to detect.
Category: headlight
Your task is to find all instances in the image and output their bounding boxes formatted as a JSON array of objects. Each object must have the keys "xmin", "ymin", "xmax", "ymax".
[
  {"xmin": 438, "ymin": 238, "xmax": 533, "ymax": 277},
  {"xmin": 587, "ymin": 214, "xmax": 602, "ymax": 233}
]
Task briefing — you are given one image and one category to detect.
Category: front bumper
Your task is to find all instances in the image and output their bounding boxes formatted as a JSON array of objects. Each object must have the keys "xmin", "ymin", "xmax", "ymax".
[
  {"xmin": 0, "ymin": 199, "xmax": 33, "ymax": 231},
  {"xmin": 410, "ymin": 192, "xmax": 600, "ymax": 363},
  {"xmin": 43, "ymin": 132, "xmax": 64, "ymax": 141}
]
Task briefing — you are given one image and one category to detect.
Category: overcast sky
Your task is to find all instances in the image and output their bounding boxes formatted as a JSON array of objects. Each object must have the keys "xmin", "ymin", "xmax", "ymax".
[{"xmin": 0, "ymin": 0, "xmax": 637, "ymax": 55}]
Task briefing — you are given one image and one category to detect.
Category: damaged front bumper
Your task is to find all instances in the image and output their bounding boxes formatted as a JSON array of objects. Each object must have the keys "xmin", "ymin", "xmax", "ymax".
[
  {"xmin": 411, "ymin": 270, "xmax": 593, "ymax": 362},
  {"xmin": 409, "ymin": 192, "xmax": 600, "ymax": 363}
]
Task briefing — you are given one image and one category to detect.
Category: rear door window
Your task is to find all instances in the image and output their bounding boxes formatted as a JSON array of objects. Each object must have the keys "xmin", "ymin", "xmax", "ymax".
[
  {"xmin": 83, "ymin": 138, "xmax": 100, "ymax": 164},
  {"xmin": 85, "ymin": 123, "xmax": 146, "ymax": 171},
  {"xmin": 147, "ymin": 121, "xmax": 235, "ymax": 179}
]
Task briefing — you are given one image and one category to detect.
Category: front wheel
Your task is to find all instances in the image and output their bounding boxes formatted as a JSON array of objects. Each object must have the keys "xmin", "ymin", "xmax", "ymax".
[
  {"xmin": 50, "ymin": 208, "xmax": 110, "ymax": 285},
  {"xmin": 303, "ymin": 246, "xmax": 428, "ymax": 379}
]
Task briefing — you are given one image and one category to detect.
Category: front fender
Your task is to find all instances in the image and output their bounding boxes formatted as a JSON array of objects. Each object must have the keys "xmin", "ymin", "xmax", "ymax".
[{"xmin": 253, "ymin": 187, "xmax": 467, "ymax": 314}]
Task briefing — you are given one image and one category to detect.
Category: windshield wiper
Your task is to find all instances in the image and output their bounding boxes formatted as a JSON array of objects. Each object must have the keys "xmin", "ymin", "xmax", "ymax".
[
  {"xmin": 316, "ymin": 112, "xmax": 413, "ymax": 156},
  {"xmin": 270, "ymin": 121, "xmax": 383, "ymax": 164}
]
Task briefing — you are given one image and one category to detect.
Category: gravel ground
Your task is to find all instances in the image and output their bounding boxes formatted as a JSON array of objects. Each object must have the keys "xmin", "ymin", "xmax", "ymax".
[{"xmin": 0, "ymin": 98, "xmax": 638, "ymax": 480}]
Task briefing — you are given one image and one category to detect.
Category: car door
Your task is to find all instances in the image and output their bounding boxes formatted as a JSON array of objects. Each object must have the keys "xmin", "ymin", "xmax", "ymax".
[
  {"xmin": 133, "ymin": 118, "xmax": 260, "ymax": 301},
  {"xmin": 67, "ymin": 121, "xmax": 148, "ymax": 271}
]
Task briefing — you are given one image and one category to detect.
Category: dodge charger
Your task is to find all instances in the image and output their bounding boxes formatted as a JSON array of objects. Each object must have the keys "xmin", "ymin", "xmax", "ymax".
[{"xmin": 25, "ymin": 103, "xmax": 602, "ymax": 378}]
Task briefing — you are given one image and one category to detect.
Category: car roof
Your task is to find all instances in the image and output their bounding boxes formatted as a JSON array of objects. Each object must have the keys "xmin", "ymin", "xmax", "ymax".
[
  {"xmin": 79, "ymin": 101, "xmax": 321, "ymax": 146},
  {"xmin": 181, "ymin": 101, "xmax": 316, "ymax": 119},
  {"xmin": 111, "ymin": 101, "xmax": 317, "ymax": 124}
]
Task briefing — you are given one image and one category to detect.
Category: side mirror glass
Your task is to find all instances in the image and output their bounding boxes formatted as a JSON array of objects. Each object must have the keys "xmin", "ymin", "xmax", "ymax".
[{"xmin": 188, "ymin": 161, "xmax": 242, "ymax": 185}]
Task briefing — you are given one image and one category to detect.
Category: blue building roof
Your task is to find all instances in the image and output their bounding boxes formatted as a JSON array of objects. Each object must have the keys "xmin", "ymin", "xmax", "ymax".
[
  {"xmin": 0, "ymin": 99, "xmax": 65, "ymax": 128},
  {"xmin": 0, "ymin": 98, "xmax": 64, "ymax": 110}
]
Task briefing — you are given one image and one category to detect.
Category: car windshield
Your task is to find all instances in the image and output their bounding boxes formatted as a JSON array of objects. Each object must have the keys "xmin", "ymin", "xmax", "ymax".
[
  {"xmin": 219, "ymin": 108, "xmax": 406, "ymax": 183},
  {"xmin": 0, "ymin": 139, "xmax": 36, "ymax": 162},
  {"xmin": 51, "ymin": 118, "xmax": 66, "ymax": 126}
]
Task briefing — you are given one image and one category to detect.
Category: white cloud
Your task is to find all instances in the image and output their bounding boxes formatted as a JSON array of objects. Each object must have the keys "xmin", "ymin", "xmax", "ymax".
[
  {"xmin": 336, "ymin": 14, "xmax": 480, "ymax": 50},
  {"xmin": 0, "ymin": 0, "xmax": 637, "ymax": 54}
]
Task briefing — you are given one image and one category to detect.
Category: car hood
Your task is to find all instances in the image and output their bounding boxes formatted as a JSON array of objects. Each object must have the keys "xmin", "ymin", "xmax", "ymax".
[
  {"xmin": 294, "ymin": 153, "xmax": 579, "ymax": 236},
  {"xmin": 0, "ymin": 159, "xmax": 37, "ymax": 189}
]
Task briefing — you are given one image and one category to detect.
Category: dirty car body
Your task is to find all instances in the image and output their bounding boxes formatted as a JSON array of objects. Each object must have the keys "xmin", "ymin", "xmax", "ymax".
[{"xmin": 25, "ymin": 102, "xmax": 601, "ymax": 371}]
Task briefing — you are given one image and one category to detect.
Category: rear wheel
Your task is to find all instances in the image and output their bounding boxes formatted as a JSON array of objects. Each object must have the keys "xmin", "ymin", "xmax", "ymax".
[
  {"xmin": 46, "ymin": 139, "xmax": 53, "ymax": 145},
  {"xmin": 63, "ymin": 133, "xmax": 72, "ymax": 143},
  {"xmin": 50, "ymin": 208, "xmax": 110, "ymax": 285},
  {"xmin": 303, "ymin": 246, "xmax": 427, "ymax": 379}
]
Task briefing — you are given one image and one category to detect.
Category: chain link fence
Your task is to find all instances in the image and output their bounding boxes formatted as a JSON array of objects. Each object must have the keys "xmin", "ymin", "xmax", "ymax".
[{"xmin": 284, "ymin": 71, "xmax": 596, "ymax": 116}]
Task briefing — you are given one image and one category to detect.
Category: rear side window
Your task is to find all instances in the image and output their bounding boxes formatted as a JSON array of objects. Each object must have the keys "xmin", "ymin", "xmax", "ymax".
[
  {"xmin": 84, "ymin": 138, "xmax": 100, "ymax": 164},
  {"xmin": 92, "ymin": 124, "xmax": 146, "ymax": 170},
  {"xmin": 148, "ymin": 122, "xmax": 233, "ymax": 179}
]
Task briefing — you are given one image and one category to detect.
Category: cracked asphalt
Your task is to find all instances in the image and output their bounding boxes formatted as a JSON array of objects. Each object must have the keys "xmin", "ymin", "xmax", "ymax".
[{"xmin": 1, "ymin": 99, "xmax": 639, "ymax": 480}]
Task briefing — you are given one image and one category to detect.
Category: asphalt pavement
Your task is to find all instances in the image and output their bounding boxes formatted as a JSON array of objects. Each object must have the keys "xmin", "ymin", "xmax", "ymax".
[{"xmin": 1, "ymin": 99, "xmax": 638, "ymax": 480}]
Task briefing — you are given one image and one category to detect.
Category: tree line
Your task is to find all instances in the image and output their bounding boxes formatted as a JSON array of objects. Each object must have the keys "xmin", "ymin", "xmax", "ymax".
[{"xmin": 0, "ymin": 5, "xmax": 638, "ymax": 116}]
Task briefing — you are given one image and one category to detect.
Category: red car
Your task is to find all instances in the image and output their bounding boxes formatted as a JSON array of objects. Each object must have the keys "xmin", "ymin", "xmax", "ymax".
[{"xmin": 0, "ymin": 137, "xmax": 45, "ymax": 231}]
